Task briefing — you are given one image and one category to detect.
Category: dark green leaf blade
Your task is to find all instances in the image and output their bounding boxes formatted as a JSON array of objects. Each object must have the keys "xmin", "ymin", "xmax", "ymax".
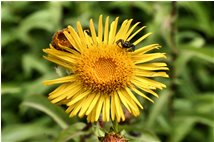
[{"xmin": 21, "ymin": 95, "xmax": 70, "ymax": 129}]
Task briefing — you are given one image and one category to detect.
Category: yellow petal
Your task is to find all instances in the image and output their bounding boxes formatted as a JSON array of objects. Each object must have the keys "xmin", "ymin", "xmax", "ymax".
[
  {"xmin": 114, "ymin": 92, "xmax": 125, "ymax": 121},
  {"xmin": 117, "ymin": 90, "xmax": 131, "ymax": 112},
  {"xmin": 51, "ymin": 93, "xmax": 68, "ymax": 103},
  {"xmin": 67, "ymin": 90, "xmax": 91, "ymax": 106},
  {"xmin": 124, "ymin": 87, "xmax": 144, "ymax": 109},
  {"xmin": 85, "ymin": 93, "xmax": 100, "ymax": 115},
  {"xmin": 108, "ymin": 17, "xmax": 119, "ymax": 44},
  {"xmin": 133, "ymin": 44, "xmax": 160, "ymax": 55},
  {"xmin": 113, "ymin": 92, "xmax": 121, "ymax": 122},
  {"xmin": 115, "ymin": 19, "xmax": 131, "ymax": 40},
  {"xmin": 127, "ymin": 26, "xmax": 146, "ymax": 41},
  {"xmin": 124, "ymin": 22, "xmax": 140, "ymax": 40},
  {"xmin": 140, "ymin": 88, "xmax": 159, "ymax": 98},
  {"xmin": 64, "ymin": 29, "xmax": 80, "ymax": 52},
  {"xmin": 43, "ymin": 75, "xmax": 76, "ymax": 86},
  {"xmin": 134, "ymin": 53, "xmax": 167, "ymax": 64},
  {"xmin": 105, "ymin": 96, "xmax": 110, "ymax": 121},
  {"xmin": 95, "ymin": 95, "xmax": 105, "ymax": 121},
  {"xmin": 65, "ymin": 105, "xmax": 75, "ymax": 113},
  {"xmin": 76, "ymin": 21, "xmax": 87, "ymax": 50},
  {"xmin": 131, "ymin": 77, "xmax": 156, "ymax": 90},
  {"xmin": 89, "ymin": 19, "xmax": 98, "ymax": 44},
  {"xmin": 66, "ymin": 84, "xmax": 83, "ymax": 99},
  {"xmin": 89, "ymin": 106, "xmax": 97, "ymax": 122},
  {"xmin": 129, "ymin": 85, "xmax": 154, "ymax": 103},
  {"xmin": 133, "ymin": 32, "xmax": 152, "ymax": 45},
  {"xmin": 102, "ymin": 98, "xmax": 106, "ymax": 122},
  {"xmin": 43, "ymin": 56, "xmax": 74, "ymax": 70},
  {"xmin": 134, "ymin": 63, "xmax": 169, "ymax": 71},
  {"xmin": 135, "ymin": 70, "xmax": 169, "ymax": 78},
  {"xmin": 78, "ymin": 93, "xmax": 96, "ymax": 117},
  {"xmin": 111, "ymin": 94, "xmax": 116, "ymax": 121},
  {"xmin": 120, "ymin": 89, "xmax": 139, "ymax": 112},
  {"xmin": 98, "ymin": 15, "xmax": 103, "ymax": 44},
  {"xmin": 49, "ymin": 83, "xmax": 79, "ymax": 100},
  {"xmin": 133, "ymin": 76, "xmax": 166, "ymax": 89},
  {"xmin": 48, "ymin": 84, "xmax": 67, "ymax": 99},
  {"xmin": 69, "ymin": 100, "xmax": 83, "ymax": 117},
  {"xmin": 104, "ymin": 16, "xmax": 109, "ymax": 44}
]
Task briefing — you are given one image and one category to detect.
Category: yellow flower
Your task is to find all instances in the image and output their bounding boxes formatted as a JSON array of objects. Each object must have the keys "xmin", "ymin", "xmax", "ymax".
[{"xmin": 43, "ymin": 15, "xmax": 169, "ymax": 123}]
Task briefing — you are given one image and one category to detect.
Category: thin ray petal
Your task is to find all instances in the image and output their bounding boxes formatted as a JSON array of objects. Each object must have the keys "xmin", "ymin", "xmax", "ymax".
[
  {"xmin": 105, "ymin": 96, "xmax": 110, "ymax": 121},
  {"xmin": 63, "ymin": 29, "xmax": 80, "ymax": 52},
  {"xmin": 69, "ymin": 100, "xmax": 84, "ymax": 117},
  {"xmin": 90, "ymin": 19, "xmax": 98, "ymax": 44},
  {"xmin": 108, "ymin": 17, "xmax": 119, "ymax": 44},
  {"xmin": 98, "ymin": 15, "xmax": 103, "ymax": 44},
  {"xmin": 135, "ymin": 71, "xmax": 169, "ymax": 78},
  {"xmin": 111, "ymin": 94, "xmax": 116, "ymax": 121},
  {"xmin": 95, "ymin": 95, "xmax": 105, "ymax": 121},
  {"xmin": 43, "ymin": 75, "xmax": 76, "ymax": 86},
  {"xmin": 133, "ymin": 44, "xmax": 161, "ymax": 55},
  {"xmin": 104, "ymin": 16, "xmax": 109, "ymax": 44},
  {"xmin": 67, "ymin": 90, "xmax": 91, "ymax": 106},
  {"xmin": 86, "ymin": 93, "xmax": 100, "ymax": 115},
  {"xmin": 43, "ymin": 56, "xmax": 73, "ymax": 70},
  {"xmin": 120, "ymin": 90, "xmax": 139, "ymax": 112},
  {"xmin": 129, "ymin": 85, "xmax": 154, "ymax": 103},
  {"xmin": 114, "ymin": 92, "xmax": 125, "ymax": 121},
  {"xmin": 124, "ymin": 22, "xmax": 140, "ymax": 40},
  {"xmin": 102, "ymin": 99, "xmax": 106, "ymax": 122},
  {"xmin": 133, "ymin": 32, "xmax": 152, "ymax": 45},
  {"xmin": 124, "ymin": 87, "xmax": 144, "ymax": 109},
  {"xmin": 77, "ymin": 21, "xmax": 87, "ymax": 49},
  {"xmin": 134, "ymin": 53, "xmax": 167, "ymax": 64},
  {"xmin": 117, "ymin": 90, "xmax": 131, "ymax": 112},
  {"xmin": 115, "ymin": 19, "xmax": 130, "ymax": 40},
  {"xmin": 78, "ymin": 93, "xmax": 96, "ymax": 117},
  {"xmin": 127, "ymin": 26, "xmax": 146, "ymax": 41}
]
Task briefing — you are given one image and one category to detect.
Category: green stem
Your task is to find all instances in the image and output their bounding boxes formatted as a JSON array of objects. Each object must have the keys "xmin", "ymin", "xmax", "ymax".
[
  {"xmin": 112, "ymin": 120, "xmax": 119, "ymax": 133},
  {"xmin": 169, "ymin": 1, "xmax": 178, "ymax": 116}
]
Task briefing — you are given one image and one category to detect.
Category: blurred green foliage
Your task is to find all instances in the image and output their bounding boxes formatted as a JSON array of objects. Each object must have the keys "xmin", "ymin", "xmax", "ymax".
[{"xmin": 1, "ymin": 1, "xmax": 214, "ymax": 142}]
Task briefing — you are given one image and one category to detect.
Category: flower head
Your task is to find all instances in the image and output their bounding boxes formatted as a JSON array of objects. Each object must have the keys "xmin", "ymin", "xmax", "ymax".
[{"xmin": 43, "ymin": 15, "xmax": 168, "ymax": 122}]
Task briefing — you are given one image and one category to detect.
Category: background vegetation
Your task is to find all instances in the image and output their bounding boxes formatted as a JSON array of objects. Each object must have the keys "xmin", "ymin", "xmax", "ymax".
[{"xmin": 2, "ymin": 1, "xmax": 214, "ymax": 142}]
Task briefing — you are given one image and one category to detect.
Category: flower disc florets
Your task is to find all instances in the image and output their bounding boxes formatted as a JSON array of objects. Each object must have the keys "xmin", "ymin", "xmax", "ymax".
[{"xmin": 76, "ymin": 45, "xmax": 133, "ymax": 94}]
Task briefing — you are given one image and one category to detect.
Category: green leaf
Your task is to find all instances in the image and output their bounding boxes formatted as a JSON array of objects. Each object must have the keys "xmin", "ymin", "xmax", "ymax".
[
  {"xmin": 93, "ymin": 124, "xmax": 105, "ymax": 138},
  {"xmin": 146, "ymin": 89, "xmax": 171, "ymax": 128},
  {"xmin": 178, "ymin": 66, "xmax": 199, "ymax": 98},
  {"xmin": 178, "ymin": 31, "xmax": 205, "ymax": 48},
  {"xmin": 124, "ymin": 129, "xmax": 160, "ymax": 142},
  {"xmin": 174, "ymin": 93, "xmax": 214, "ymax": 127},
  {"xmin": 1, "ymin": 84, "xmax": 22, "ymax": 95},
  {"xmin": 208, "ymin": 127, "xmax": 214, "ymax": 142},
  {"xmin": 1, "ymin": 2, "xmax": 21, "ymax": 23},
  {"xmin": 180, "ymin": 45, "xmax": 214, "ymax": 64},
  {"xmin": 169, "ymin": 117, "xmax": 196, "ymax": 142},
  {"xmin": 17, "ymin": 2, "xmax": 62, "ymax": 45},
  {"xmin": 2, "ymin": 121, "xmax": 56, "ymax": 142},
  {"xmin": 174, "ymin": 51, "xmax": 193, "ymax": 77},
  {"xmin": 22, "ymin": 54, "xmax": 51, "ymax": 77},
  {"xmin": 22, "ymin": 73, "xmax": 57, "ymax": 96},
  {"xmin": 21, "ymin": 95, "xmax": 70, "ymax": 129},
  {"xmin": 54, "ymin": 122, "xmax": 88, "ymax": 142},
  {"xmin": 1, "ymin": 28, "xmax": 19, "ymax": 47},
  {"xmin": 178, "ymin": 2, "xmax": 214, "ymax": 37}
]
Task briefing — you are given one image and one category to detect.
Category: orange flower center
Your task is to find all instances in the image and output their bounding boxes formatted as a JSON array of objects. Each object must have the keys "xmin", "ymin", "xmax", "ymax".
[{"xmin": 75, "ymin": 45, "xmax": 134, "ymax": 94}]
